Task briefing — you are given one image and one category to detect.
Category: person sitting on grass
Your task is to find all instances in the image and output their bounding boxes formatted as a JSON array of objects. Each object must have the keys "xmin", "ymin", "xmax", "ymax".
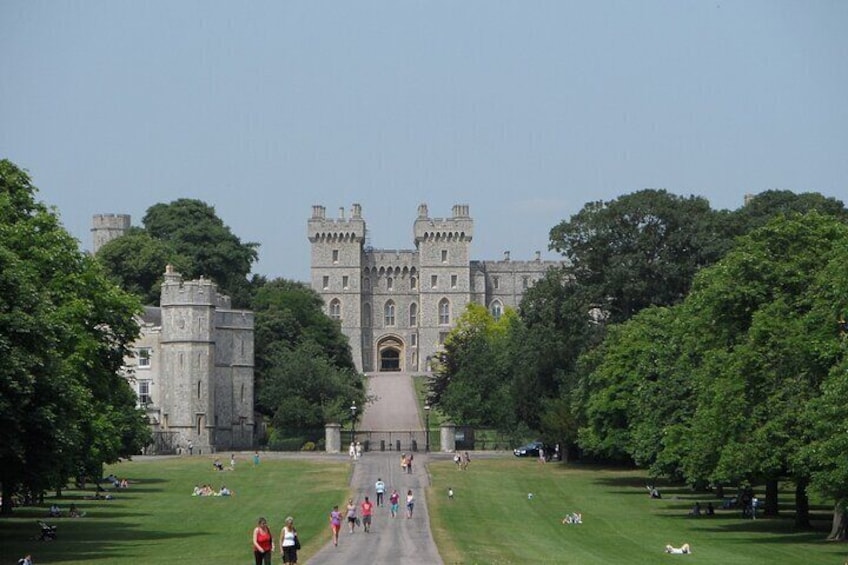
[
  {"xmin": 688, "ymin": 502, "xmax": 701, "ymax": 517},
  {"xmin": 213, "ymin": 459, "xmax": 225, "ymax": 471},
  {"xmin": 68, "ymin": 503, "xmax": 85, "ymax": 518},
  {"xmin": 665, "ymin": 543, "xmax": 692, "ymax": 554},
  {"xmin": 218, "ymin": 485, "xmax": 232, "ymax": 496},
  {"xmin": 561, "ymin": 512, "xmax": 582, "ymax": 524},
  {"xmin": 48, "ymin": 504, "xmax": 61, "ymax": 518}
]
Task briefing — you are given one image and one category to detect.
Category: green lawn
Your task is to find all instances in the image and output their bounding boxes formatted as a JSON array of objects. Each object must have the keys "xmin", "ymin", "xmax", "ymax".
[
  {"xmin": 0, "ymin": 455, "xmax": 350, "ymax": 564},
  {"xmin": 427, "ymin": 458, "xmax": 848, "ymax": 564},
  {"xmin": 2, "ymin": 455, "xmax": 846, "ymax": 564}
]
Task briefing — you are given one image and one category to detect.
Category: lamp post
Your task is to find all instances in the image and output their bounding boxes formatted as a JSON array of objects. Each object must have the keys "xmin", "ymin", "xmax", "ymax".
[
  {"xmin": 424, "ymin": 404, "xmax": 431, "ymax": 453},
  {"xmin": 350, "ymin": 401, "xmax": 357, "ymax": 446}
]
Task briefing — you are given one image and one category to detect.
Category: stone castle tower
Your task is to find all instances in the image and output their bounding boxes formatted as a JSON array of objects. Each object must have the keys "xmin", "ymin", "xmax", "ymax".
[
  {"xmin": 129, "ymin": 266, "xmax": 255, "ymax": 454},
  {"xmin": 309, "ymin": 203, "xmax": 558, "ymax": 373},
  {"xmin": 91, "ymin": 213, "xmax": 131, "ymax": 253},
  {"xmin": 93, "ymin": 212, "xmax": 256, "ymax": 454}
]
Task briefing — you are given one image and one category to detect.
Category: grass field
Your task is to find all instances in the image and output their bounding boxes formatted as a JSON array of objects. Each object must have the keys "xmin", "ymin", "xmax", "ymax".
[
  {"xmin": 0, "ymin": 455, "xmax": 350, "ymax": 564},
  {"xmin": 2, "ymin": 454, "xmax": 847, "ymax": 564},
  {"xmin": 428, "ymin": 458, "xmax": 848, "ymax": 564}
]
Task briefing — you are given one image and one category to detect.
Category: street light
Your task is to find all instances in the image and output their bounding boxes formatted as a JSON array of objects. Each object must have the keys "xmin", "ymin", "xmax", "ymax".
[
  {"xmin": 424, "ymin": 404, "xmax": 431, "ymax": 453},
  {"xmin": 350, "ymin": 401, "xmax": 357, "ymax": 446}
]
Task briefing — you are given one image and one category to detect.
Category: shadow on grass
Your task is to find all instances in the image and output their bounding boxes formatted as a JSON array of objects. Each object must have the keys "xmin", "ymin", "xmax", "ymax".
[{"xmin": 0, "ymin": 518, "xmax": 201, "ymax": 563}]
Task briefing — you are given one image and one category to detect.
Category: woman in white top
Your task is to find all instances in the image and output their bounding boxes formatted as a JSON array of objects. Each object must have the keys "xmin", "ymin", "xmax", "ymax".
[
  {"xmin": 280, "ymin": 516, "xmax": 298, "ymax": 564},
  {"xmin": 665, "ymin": 543, "xmax": 691, "ymax": 554}
]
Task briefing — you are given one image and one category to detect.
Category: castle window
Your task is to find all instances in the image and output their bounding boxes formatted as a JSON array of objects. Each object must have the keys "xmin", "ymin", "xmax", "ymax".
[
  {"xmin": 197, "ymin": 380, "xmax": 202, "ymax": 399},
  {"xmin": 493, "ymin": 276, "xmax": 500, "ymax": 290},
  {"xmin": 363, "ymin": 303, "xmax": 371, "ymax": 327},
  {"xmin": 138, "ymin": 380, "xmax": 151, "ymax": 406},
  {"xmin": 522, "ymin": 276, "xmax": 530, "ymax": 289},
  {"xmin": 410, "ymin": 276, "xmax": 417, "ymax": 290},
  {"xmin": 439, "ymin": 298, "xmax": 450, "ymax": 325},
  {"xmin": 384, "ymin": 300, "xmax": 396, "ymax": 326},
  {"xmin": 342, "ymin": 275, "xmax": 349, "ymax": 289},
  {"xmin": 137, "ymin": 347, "xmax": 151, "ymax": 368},
  {"xmin": 364, "ymin": 277, "xmax": 371, "ymax": 290},
  {"xmin": 441, "ymin": 249, "xmax": 448, "ymax": 263},
  {"xmin": 240, "ymin": 383, "xmax": 245, "ymax": 403},
  {"xmin": 410, "ymin": 333, "xmax": 417, "ymax": 346},
  {"xmin": 491, "ymin": 300, "xmax": 503, "ymax": 321},
  {"xmin": 387, "ymin": 277, "xmax": 393, "ymax": 291},
  {"xmin": 451, "ymin": 274, "xmax": 457, "ymax": 289},
  {"xmin": 431, "ymin": 275, "xmax": 438, "ymax": 289},
  {"xmin": 332, "ymin": 249, "xmax": 339, "ymax": 263},
  {"xmin": 329, "ymin": 299, "xmax": 341, "ymax": 321},
  {"xmin": 409, "ymin": 302, "xmax": 418, "ymax": 326},
  {"xmin": 322, "ymin": 276, "xmax": 330, "ymax": 290}
]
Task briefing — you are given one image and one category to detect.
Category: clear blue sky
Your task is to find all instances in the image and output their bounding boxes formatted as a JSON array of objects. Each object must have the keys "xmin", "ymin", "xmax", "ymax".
[{"xmin": 2, "ymin": 1, "xmax": 846, "ymax": 282}]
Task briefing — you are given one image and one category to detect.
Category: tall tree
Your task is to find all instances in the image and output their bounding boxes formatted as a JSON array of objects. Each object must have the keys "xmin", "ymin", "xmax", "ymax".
[
  {"xmin": 251, "ymin": 278, "xmax": 362, "ymax": 433},
  {"xmin": 142, "ymin": 199, "xmax": 259, "ymax": 307},
  {"xmin": 96, "ymin": 228, "xmax": 189, "ymax": 305},
  {"xmin": 0, "ymin": 160, "xmax": 150, "ymax": 514},
  {"xmin": 548, "ymin": 189, "xmax": 729, "ymax": 323}
]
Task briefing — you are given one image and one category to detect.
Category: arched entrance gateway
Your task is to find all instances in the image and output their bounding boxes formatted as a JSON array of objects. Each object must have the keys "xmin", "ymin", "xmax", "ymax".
[{"xmin": 376, "ymin": 336, "xmax": 404, "ymax": 372}]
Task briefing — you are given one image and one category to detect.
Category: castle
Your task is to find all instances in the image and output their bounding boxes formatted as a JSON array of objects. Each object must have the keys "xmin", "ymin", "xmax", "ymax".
[
  {"xmin": 92, "ymin": 216, "xmax": 255, "ymax": 454},
  {"xmin": 309, "ymin": 203, "xmax": 559, "ymax": 373}
]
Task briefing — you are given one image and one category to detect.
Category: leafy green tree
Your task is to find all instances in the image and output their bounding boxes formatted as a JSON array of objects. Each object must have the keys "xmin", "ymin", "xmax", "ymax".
[
  {"xmin": 258, "ymin": 341, "xmax": 365, "ymax": 432},
  {"xmin": 549, "ymin": 189, "xmax": 729, "ymax": 323},
  {"xmin": 672, "ymin": 213, "xmax": 848, "ymax": 524},
  {"xmin": 0, "ymin": 160, "xmax": 150, "ymax": 514},
  {"xmin": 142, "ymin": 199, "xmax": 260, "ymax": 305},
  {"xmin": 96, "ymin": 228, "xmax": 189, "ymax": 305},
  {"xmin": 251, "ymin": 278, "xmax": 361, "ymax": 436},
  {"xmin": 727, "ymin": 190, "xmax": 848, "ymax": 236},
  {"xmin": 430, "ymin": 304, "xmax": 518, "ymax": 430}
]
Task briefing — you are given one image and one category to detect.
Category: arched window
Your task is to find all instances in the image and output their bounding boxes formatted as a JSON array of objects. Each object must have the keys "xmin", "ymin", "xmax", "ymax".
[
  {"xmin": 491, "ymin": 300, "xmax": 503, "ymax": 321},
  {"xmin": 438, "ymin": 298, "xmax": 450, "ymax": 325},
  {"xmin": 329, "ymin": 298, "xmax": 341, "ymax": 321},
  {"xmin": 409, "ymin": 302, "xmax": 418, "ymax": 326},
  {"xmin": 363, "ymin": 303, "xmax": 371, "ymax": 327},
  {"xmin": 384, "ymin": 300, "xmax": 396, "ymax": 326},
  {"xmin": 387, "ymin": 276, "xmax": 394, "ymax": 291}
]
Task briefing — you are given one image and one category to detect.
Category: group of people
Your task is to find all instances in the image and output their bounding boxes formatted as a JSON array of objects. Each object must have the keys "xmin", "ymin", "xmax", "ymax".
[
  {"xmin": 252, "ymin": 516, "xmax": 299, "ymax": 565},
  {"xmin": 452, "ymin": 451, "xmax": 471, "ymax": 470},
  {"xmin": 561, "ymin": 512, "xmax": 582, "ymax": 524},
  {"xmin": 47, "ymin": 503, "xmax": 84, "ymax": 518},
  {"xmin": 102, "ymin": 474, "xmax": 129, "ymax": 489},
  {"xmin": 348, "ymin": 441, "xmax": 363, "ymax": 459},
  {"xmin": 192, "ymin": 484, "xmax": 232, "ymax": 496},
  {"xmin": 330, "ymin": 487, "xmax": 416, "ymax": 543},
  {"xmin": 688, "ymin": 501, "xmax": 715, "ymax": 517}
]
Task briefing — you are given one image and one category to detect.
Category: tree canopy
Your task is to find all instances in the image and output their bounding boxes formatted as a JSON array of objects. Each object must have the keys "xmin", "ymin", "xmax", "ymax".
[
  {"xmin": 97, "ymin": 199, "xmax": 259, "ymax": 307},
  {"xmin": 0, "ymin": 160, "xmax": 150, "ymax": 514}
]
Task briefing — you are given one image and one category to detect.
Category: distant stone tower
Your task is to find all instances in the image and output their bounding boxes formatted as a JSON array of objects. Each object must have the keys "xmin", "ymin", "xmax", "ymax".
[
  {"xmin": 308, "ymin": 204, "xmax": 367, "ymax": 372},
  {"xmin": 157, "ymin": 265, "xmax": 254, "ymax": 453},
  {"xmin": 91, "ymin": 213, "xmax": 131, "ymax": 253},
  {"xmin": 414, "ymin": 204, "xmax": 473, "ymax": 365}
]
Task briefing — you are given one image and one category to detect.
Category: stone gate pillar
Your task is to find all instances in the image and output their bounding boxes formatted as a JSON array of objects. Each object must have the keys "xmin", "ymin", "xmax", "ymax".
[
  {"xmin": 325, "ymin": 423, "xmax": 341, "ymax": 453},
  {"xmin": 440, "ymin": 422, "xmax": 456, "ymax": 453}
]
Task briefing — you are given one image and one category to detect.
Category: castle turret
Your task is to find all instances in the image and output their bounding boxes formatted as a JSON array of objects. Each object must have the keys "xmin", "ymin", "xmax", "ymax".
[
  {"xmin": 414, "ymin": 204, "xmax": 473, "ymax": 362},
  {"xmin": 91, "ymin": 214, "xmax": 131, "ymax": 254},
  {"xmin": 309, "ymin": 204, "xmax": 367, "ymax": 371}
]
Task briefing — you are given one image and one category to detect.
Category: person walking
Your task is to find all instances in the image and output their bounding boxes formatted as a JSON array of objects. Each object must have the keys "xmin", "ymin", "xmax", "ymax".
[
  {"xmin": 329, "ymin": 505, "xmax": 342, "ymax": 547},
  {"xmin": 389, "ymin": 489, "xmax": 400, "ymax": 518},
  {"xmin": 345, "ymin": 498, "xmax": 357, "ymax": 533},
  {"xmin": 406, "ymin": 490, "xmax": 415, "ymax": 519},
  {"xmin": 252, "ymin": 517, "xmax": 274, "ymax": 565},
  {"xmin": 280, "ymin": 516, "xmax": 299, "ymax": 564},
  {"xmin": 375, "ymin": 477, "xmax": 386, "ymax": 507},
  {"xmin": 361, "ymin": 496, "xmax": 374, "ymax": 532}
]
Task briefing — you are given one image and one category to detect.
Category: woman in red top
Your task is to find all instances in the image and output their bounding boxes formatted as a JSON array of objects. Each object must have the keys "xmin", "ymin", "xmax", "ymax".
[{"xmin": 252, "ymin": 516, "xmax": 274, "ymax": 565}]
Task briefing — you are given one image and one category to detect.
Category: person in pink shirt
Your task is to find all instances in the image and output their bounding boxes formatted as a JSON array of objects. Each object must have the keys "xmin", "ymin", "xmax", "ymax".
[
  {"xmin": 360, "ymin": 496, "xmax": 374, "ymax": 532},
  {"xmin": 329, "ymin": 505, "xmax": 341, "ymax": 546}
]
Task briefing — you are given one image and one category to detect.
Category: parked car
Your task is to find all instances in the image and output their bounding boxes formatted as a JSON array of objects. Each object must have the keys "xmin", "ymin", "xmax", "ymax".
[{"xmin": 513, "ymin": 441, "xmax": 544, "ymax": 457}]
